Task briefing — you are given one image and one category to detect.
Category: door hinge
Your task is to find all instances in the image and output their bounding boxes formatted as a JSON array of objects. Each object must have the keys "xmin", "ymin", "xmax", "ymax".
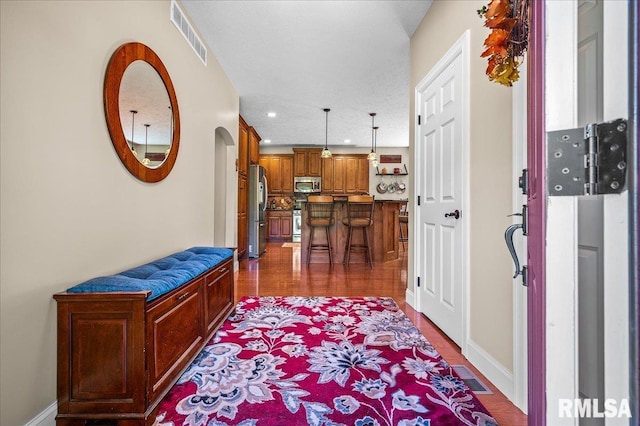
[
  {"xmin": 547, "ymin": 118, "xmax": 627, "ymax": 196},
  {"xmin": 417, "ymin": 195, "xmax": 421, "ymax": 206},
  {"xmin": 417, "ymin": 276, "xmax": 420, "ymax": 288},
  {"xmin": 418, "ymin": 115, "xmax": 421, "ymax": 125}
]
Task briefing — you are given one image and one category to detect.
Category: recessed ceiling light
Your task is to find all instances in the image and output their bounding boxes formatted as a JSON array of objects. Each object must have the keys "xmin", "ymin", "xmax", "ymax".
[
  {"xmin": 263, "ymin": 139, "xmax": 271, "ymax": 143},
  {"xmin": 267, "ymin": 112, "xmax": 277, "ymax": 118},
  {"xmin": 344, "ymin": 139, "xmax": 351, "ymax": 144}
]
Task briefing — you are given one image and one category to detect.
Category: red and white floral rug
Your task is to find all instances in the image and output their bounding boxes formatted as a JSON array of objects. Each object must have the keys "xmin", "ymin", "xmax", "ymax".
[{"xmin": 154, "ymin": 296, "xmax": 498, "ymax": 426}]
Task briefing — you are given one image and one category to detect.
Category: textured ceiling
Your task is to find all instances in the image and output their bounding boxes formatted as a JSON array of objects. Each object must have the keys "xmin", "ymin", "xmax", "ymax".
[{"xmin": 181, "ymin": 0, "xmax": 433, "ymax": 148}]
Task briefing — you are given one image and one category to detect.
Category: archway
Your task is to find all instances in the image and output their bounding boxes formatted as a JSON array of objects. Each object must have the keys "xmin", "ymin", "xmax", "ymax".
[{"xmin": 214, "ymin": 126, "xmax": 235, "ymax": 247}]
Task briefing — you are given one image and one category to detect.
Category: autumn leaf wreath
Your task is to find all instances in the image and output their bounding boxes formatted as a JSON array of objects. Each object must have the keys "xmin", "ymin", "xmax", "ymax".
[{"xmin": 478, "ymin": 0, "xmax": 529, "ymax": 86}]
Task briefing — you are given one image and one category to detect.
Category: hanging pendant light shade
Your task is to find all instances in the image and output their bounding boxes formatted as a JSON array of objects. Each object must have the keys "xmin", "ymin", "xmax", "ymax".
[
  {"xmin": 321, "ymin": 108, "xmax": 332, "ymax": 158},
  {"xmin": 367, "ymin": 113, "xmax": 377, "ymax": 161},
  {"xmin": 129, "ymin": 110, "xmax": 138, "ymax": 157},
  {"xmin": 371, "ymin": 126, "xmax": 379, "ymax": 167},
  {"xmin": 142, "ymin": 123, "xmax": 151, "ymax": 165}
]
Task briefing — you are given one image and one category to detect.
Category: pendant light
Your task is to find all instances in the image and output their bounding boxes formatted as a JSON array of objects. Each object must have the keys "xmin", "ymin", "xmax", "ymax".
[
  {"xmin": 367, "ymin": 113, "xmax": 377, "ymax": 161},
  {"xmin": 129, "ymin": 110, "xmax": 138, "ymax": 157},
  {"xmin": 371, "ymin": 126, "xmax": 379, "ymax": 167},
  {"xmin": 142, "ymin": 124, "xmax": 151, "ymax": 165},
  {"xmin": 321, "ymin": 108, "xmax": 332, "ymax": 158}
]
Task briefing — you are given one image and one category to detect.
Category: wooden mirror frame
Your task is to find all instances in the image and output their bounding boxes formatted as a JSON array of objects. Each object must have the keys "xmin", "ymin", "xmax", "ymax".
[{"xmin": 104, "ymin": 42, "xmax": 180, "ymax": 183}]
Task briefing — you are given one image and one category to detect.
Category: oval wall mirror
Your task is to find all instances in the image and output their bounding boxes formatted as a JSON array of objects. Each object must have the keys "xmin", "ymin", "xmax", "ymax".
[{"xmin": 104, "ymin": 42, "xmax": 180, "ymax": 183}]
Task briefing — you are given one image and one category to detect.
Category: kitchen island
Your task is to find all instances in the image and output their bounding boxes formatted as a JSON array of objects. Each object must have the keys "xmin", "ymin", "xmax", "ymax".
[{"xmin": 300, "ymin": 197, "xmax": 407, "ymax": 264}]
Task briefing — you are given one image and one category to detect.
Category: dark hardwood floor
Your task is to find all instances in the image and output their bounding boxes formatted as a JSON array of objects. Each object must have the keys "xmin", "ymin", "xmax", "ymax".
[{"xmin": 235, "ymin": 242, "xmax": 527, "ymax": 426}]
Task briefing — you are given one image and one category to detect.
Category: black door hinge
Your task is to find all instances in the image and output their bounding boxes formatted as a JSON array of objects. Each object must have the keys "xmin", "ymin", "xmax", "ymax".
[
  {"xmin": 417, "ymin": 277, "xmax": 420, "ymax": 288},
  {"xmin": 418, "ymin": 115, "xmax": 421, "ymax": 125},
  {"xmin": 417, "ymin": 195, "xmax": 421, "ymax": 206},
  {"xmin": 547, "ymin": 118, "xmax": 627, "ymax": 196}
]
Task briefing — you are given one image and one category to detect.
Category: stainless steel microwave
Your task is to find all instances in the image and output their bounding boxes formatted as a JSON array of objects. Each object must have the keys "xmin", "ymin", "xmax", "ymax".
[{"xmin": 294, "ymin": 177, "xmax": 321, "ymax": 193}]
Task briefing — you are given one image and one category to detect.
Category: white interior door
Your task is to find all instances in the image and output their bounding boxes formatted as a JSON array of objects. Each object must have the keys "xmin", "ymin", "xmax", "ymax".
[
  {"xmin": 415, "ymin": 31, "xmax": 469, "ymax": 348},
  {"xmin": 545, "ymin": 1, "xmax": 630, "ymax": 424}
]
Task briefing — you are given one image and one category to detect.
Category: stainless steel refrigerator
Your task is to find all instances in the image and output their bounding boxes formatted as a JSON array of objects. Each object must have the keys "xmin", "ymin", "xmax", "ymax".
[{"xmin": 248, "ymin": 165, "xmax": 268, "ymax": 258}]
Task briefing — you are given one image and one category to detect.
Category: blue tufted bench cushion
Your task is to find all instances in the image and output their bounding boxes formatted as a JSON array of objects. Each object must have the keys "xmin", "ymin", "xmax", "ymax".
[{"xmin": 66, "ymin": 247, "xmax": 234, "ymax": 302}]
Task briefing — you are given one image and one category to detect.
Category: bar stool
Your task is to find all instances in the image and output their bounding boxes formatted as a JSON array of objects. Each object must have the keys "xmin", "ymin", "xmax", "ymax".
[
  {"xmin": 306, "ymin": 195, "xmax": 335, "ymax": 266},
  {"xmin": 399, "ymin": 206, "xmax": 408, "ymax": 251},
  {"xmin": 342, "ymin": 195, "xmax": 375, "ymax": 269}
]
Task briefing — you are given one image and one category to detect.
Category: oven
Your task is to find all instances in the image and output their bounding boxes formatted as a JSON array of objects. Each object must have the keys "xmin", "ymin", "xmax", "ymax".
[
  {"xmin": 294, "ymin": 176, "xmax": 321, "ymax": 193},
  {"xmin": 292, "ymin": 209, "xmax": 302, "ymax": 242}
]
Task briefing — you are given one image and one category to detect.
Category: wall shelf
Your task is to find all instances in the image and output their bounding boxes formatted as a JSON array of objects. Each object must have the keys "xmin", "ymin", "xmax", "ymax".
[{"xmin": 375, "ymin": 164, "xmax": 408, "ymax": 176}]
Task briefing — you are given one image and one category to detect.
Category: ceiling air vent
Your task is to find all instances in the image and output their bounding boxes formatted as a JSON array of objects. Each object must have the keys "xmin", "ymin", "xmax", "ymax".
[{"xmin": 170, "ymin": 0, "xmax": 207, "ymax": 66}]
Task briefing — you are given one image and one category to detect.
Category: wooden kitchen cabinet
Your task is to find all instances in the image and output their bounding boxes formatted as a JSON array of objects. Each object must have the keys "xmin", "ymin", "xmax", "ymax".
[
  {"xmin": 249, "ymin": 127, "xmax": 261, "ymax": 165},
  {"xmin": 238, "ymin": 116, "xmax": 249, "ymax": 176},
  {"xmin": 281, "ymin": 157, "xmax": 293, "ymax": 192},
  {"xmin": 321, "ymin": 157, "xmax": 334, "ymax": 192},
  {"xmin": 345, "ymin": 157, "xmax": 369, "ymax": 193},
  {"xmin": 267, "ymin": 210, "xmax": 293, "ymax": 241},
  {"xmin": 237, "ymin": 175, "xmax": 247, "ymax": 257},
  {"xmin": 322, "ymin": 154, "xmax": 369, "ymax": 194},
  {"xmin": 259, "ymin": 155, "xmax": 294, "ymax": 194},
  {"xmin": 332, "ymin": 157, "xmax": 346, "ymax": 193},
  {"xmin": 293, "ymin": 148, "xmax": 322, "ymax": 177},
  {"xmin": 237, "ymin": 116, "xmax": 250, "ymax": 258},
  {"xmin": 237, "ymin": 116, "xmax": 263, "ymax": 258}
]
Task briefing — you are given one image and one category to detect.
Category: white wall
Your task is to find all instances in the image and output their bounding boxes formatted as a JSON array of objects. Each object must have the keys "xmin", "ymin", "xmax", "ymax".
[
  {"xmin": 0, "ymin": 1, "xmax": 239, "ymax": 424},
  {"xmin": 410, "ymin": 0, "xmax": 515, "ymax": 380}
]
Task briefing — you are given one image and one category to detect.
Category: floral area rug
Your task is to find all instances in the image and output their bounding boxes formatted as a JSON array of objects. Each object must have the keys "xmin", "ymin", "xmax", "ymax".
[{"xmin": 154, "ymin": 297, "xmax": 499, "ymax": 426}]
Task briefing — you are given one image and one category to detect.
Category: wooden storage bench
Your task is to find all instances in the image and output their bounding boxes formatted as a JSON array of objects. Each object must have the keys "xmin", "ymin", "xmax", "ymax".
[{"xmin": 53, "ymin": 247, "xmax": 235, "ymax": 425}]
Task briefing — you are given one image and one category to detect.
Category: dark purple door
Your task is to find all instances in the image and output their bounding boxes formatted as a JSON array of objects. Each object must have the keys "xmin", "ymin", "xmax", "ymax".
[{"xmin": 526, "ymin": 0, "xmax": 546, "ymax": 424}]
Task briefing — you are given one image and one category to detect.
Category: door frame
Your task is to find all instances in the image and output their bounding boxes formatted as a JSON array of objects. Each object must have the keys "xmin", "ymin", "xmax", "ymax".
[
  {"xmin": 512, "ymin": 58, "xmax": 528, "ymax": 413},
  {"xmin": 526, "ymin": 0, "xmax": 546, "ymax": 422},
  {"xmin": 413, "ymin": 30, "xmax": 470, "ymax": 355},
  {"xmin": 544, "ymin": 1, "xmax": 631, "ymax": 424}
]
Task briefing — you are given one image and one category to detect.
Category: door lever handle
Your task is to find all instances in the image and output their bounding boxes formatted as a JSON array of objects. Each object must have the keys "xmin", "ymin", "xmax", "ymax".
[
  {"xmin": 505, "ymin": 223, "xmax": 524, "ymax": 279},
  {"xmin": 504, "ymin": 205, "xmax": 528, "ymax": 286},
  {"xmin": 444, "ymin": 209, "xmax": 460, "ymax": 219}
]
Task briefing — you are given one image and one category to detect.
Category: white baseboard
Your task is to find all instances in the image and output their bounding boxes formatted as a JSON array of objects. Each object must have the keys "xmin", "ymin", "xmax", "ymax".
[
  {"xmin": 405, "ymin": 288, "xmax": 416, "ymax": 309},
  {"xmin": 25, "ymin": 402, "xmax": 56, "ymax": 426},
  {"xmin": 464, "ymin": 338, "xmax": 514, "ymax": 402}
]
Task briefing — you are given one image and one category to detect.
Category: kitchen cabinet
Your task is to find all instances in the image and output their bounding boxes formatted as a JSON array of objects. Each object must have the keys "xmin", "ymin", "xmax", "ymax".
[
  {"xmin": 237, "ymin": 175, "xmax": 247, "ymax": 257},
  {"xmin": 237, "ymin": 116, "xmax": 250, "ymax": 258},
  {"xmin": 238, "ymin": 116, "xmax": 249, "ymax": 176},
  {"xmin": 237, "ymin": 116, "xmax": 262, "ymax": 258},
  {"xmin": 249, "ymin": 127, "xmax": 261, "ymax": 165},
  {"xmin": 259, "ymin": 154, "xmax": 294, "ymax": 194},
  {"xmin": 293, "ymin": 148, "xmax": 322, "ymax": 177},
  {"xmin": 322, "ymin": 154, "xmax": 369, "ymax": 194},
  {"xmin": 346, "ymin": 157, "xmax": 369, "ymax": 193},
  {"xmin": 321, "ymin": 157, "xmax": 333, "ymax": 192},
  {"xmin": 267, "ymin": 210, "xmax": 293, "ymax": 241}
]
